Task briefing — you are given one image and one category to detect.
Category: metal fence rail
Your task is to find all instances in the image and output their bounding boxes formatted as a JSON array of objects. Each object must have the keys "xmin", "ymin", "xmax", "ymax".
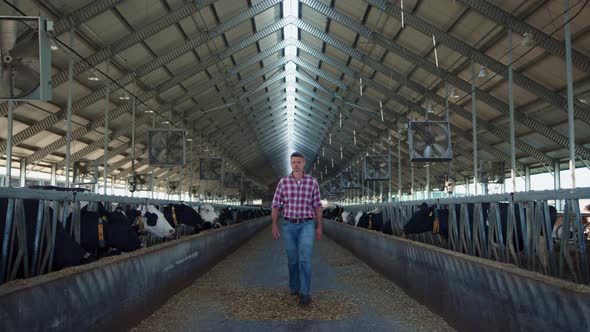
[
  {"xmin": 336, "ymin": 188, "xmax": 590, "ymax": 284},
  {"xmin": 0, "ymin": 187, "xmax": 266, "ymax": 285}
]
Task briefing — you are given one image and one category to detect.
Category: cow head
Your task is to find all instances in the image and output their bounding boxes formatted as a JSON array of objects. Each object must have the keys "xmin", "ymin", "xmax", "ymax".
[
  {"xmin": 199, "ymin": 204, "xmax": 219, "ymax": 224},
  {"xmin": 140, "ymin": 205, "xmax": 175, "ymax": 237}
]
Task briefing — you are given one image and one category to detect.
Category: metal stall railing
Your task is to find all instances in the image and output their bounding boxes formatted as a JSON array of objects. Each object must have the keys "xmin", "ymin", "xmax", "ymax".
[
  {"xmin": 332, "ymin": 188, "xmax": 590, "ymax": 285},
  {"xmin": 0, "ymin": 187, "xmax": 267, "ymax": 285}
]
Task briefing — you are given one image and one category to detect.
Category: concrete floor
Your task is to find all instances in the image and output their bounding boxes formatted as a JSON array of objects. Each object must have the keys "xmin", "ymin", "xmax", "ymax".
[{"xmin": 130, "ymin": 225, "xmax": 454, "ymax": 332}]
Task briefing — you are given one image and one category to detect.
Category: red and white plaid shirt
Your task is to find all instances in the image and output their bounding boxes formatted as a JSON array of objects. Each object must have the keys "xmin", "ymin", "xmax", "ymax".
[{"xmin": 271, "ymin": 173, "xmax": 322, "ymax": 219}]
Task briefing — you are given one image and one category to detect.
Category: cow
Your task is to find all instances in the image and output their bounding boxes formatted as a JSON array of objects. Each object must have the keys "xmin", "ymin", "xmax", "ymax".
[
  {"xmin": 162, "ymin": 203, "xmax": 206, "ymax": 234},
  {"xmin": 64, "ymin": 203, "xmax": 141, "ymax": 257},
  {"xmin": 351, "ymin": 208, "xmax": 383, "ymax": 231},
  {"xmin": 127, "ymin": 205, "xmax": 176, "ymax": 238},
  {"xmin": 218, "ymin": 206, "xmax": 235, "ymax": 226},
  {"xmin": 197, "ymin": 204, "xmax": 222, "ymax": 229},
  {"xmin": 0, "ymin": 198, "xmax": 94, "ymax": 278}
]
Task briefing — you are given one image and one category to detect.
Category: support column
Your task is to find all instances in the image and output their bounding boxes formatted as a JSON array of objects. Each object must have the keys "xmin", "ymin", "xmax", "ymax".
[
  {"xmin": 6, "ymin": 101, "xmax": 14, "ymax": 187},
  {"xmin": 426, "ymin": 165, "xmax": 430, "ymax": 199},
  {"xmin": 19, "ymin": 158, "xmax": 26, "ymax": 187},
  {"xmin": 410, "ymin": 163, "xmax": 415, "ymax": 200},
  {"xmin": 508, "ymin": 29, "xmax": 518, "ymax": 194},
  {"xmin": 564, "ymin": 0, "xmax": 576, "ymax": 189},
  {"xmin": 525, "ymin": 166, "xmax": 531, "ymax": 191},
  {"xmin": 103, "ymin": 60, "xmax": 110, "ymax": 195},
  {"xmin": 50, "ymin": 163, "xmax": 57, "ymax": 186},
  {"xmin": 64, "ymin": 29, "xmax": 76, "ymax": 188},
  {"xmin": 397, "ymin": 129, "xmax": 402, "ymax": 201},
  {"xmin": 554, "ymin": 159, "xmax": 561, "ymax": 210},
  {"xmin": 471, "ymin": 60, "xmax": 478, "ymax": 195}
]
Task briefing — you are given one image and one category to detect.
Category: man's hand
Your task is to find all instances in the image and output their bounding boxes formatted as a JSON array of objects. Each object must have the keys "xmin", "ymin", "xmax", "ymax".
[
  {"xmin": 272, "ymin": 223, "xmax": 281, "ymax": 240},
  {"xmin": 315, "ymin": 225, "xmax": 322, "ymax": 240}
]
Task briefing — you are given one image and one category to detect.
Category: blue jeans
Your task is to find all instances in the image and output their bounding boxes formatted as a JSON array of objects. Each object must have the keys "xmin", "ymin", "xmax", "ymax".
[{"xmin": 281, "ymin": 219, "xmax": 315, "ymax": 296}]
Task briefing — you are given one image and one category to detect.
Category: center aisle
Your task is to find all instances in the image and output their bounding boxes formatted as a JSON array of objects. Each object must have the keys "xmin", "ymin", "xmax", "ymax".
[{"xmin": 130, "ymin": 223, "xmax": 455, "ymax": 332}]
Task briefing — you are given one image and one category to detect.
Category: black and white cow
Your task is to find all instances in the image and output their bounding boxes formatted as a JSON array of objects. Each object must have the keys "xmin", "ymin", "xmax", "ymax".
[
  {"xmin": 0, "ymin": 198, "xmax": 94, "ymax": 276},
  {"xmin": 65, "ymin": 203, "xmax": 141, "ymax": 257},
  {"xmin": 163, "ymin": 203, "xmax": 205, "ymax": 234},
  {"xmin": 126, "ymin": 205, "xmax": 176, "ymax": 238}
]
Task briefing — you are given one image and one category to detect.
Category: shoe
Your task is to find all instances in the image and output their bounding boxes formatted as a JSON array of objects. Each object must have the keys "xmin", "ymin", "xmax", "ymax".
[
  {"xmin": 290, "ymin": 291, "xmax": 299, "ymax": 296},
  {"xmin": 299, "ymin": 295, "xmax": 311, "ymax": 305}
]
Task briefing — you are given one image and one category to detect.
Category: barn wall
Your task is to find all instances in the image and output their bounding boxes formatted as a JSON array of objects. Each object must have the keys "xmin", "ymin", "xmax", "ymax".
[
  {"xmin": 324, "ymin": 220, "xmax": 590, "ymax": 331},
  {"xmin": 0, "ymin": 217, "xmax": 271, "ymax": 332}
]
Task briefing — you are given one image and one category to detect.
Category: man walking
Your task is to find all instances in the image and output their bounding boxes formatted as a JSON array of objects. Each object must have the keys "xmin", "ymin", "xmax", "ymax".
[{"xmin": 271, "ymin": 152, "xmax": 323, "ymax": 306}]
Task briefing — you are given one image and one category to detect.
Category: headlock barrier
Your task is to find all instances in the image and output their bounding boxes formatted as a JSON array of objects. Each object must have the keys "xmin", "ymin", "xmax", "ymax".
[
  {"xmin": 0, "ymin": 216, "xmax": 271, "ymax": 332},
  {"xmin": 333, "ymin": 188, "xmax": 590, "ymax": 285},
  {"xmin": 324, "ymin": 220, "xmax": 590, "ymax": 331}
]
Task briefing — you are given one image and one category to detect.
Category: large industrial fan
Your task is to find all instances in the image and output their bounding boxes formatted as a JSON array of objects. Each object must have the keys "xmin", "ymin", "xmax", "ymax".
[
  {"xmin": 135, "ymin": 174, "xmax": 151, "ymax": 191},
  {"xmin": 148, "ymin": 129, "xmax": 186, "ymax": 166},
  {"xmin": 479, "ymin": 160, "xmax": 506, "ymax": 184},
  {"xmin": 363, "ymin": 155, "xmax": 390, "ymax": 181},
  {"xmin": 199, "ymin": 158, "xmax": 222, "ymax": 180},
  {"xmin": 223, "ymin": 172, "xmax": 239, "ymax": 188},
  {"xmin": 0, "ymin": 16, "xmax": 52, "ymax": 101},
  {"xmin": 128, "ymin": 173, "xmax": 151, "ymax": 192},
  {"xmin": 408, "ymin": 121, "xmax": 452, "ymax": 162},
  {"xmin": 72, "ymin": 160, "xmax": 98, "ymax": 185},
  {"xmin": 167, "ymin": 180, "xmax": 180, "ymax": 195},
  {"xmin": 190, "ymin": 185, "xmax": 199, "ymax": 197},
  {"xmin": 340, "ymin": 170, "xmax": 361, "ymax": 189}
]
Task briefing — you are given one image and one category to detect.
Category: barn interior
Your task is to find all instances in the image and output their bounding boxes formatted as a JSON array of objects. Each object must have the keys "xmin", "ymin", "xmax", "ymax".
[{"xmin": 1, "ymin": 0, "xmax": 590, "ymax": 331}]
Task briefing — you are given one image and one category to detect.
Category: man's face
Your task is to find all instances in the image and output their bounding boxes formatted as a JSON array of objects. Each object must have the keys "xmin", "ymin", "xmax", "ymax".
[{"xmin": 291, "ymin": 156, "xmax": 305, "ymax": 173}]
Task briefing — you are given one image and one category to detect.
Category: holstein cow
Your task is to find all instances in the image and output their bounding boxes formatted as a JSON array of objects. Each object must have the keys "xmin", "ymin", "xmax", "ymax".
[
  {"xmin": 218, "ymin": 206, "xmax": 235, "ymax": 226},
  {"xmin": 0, "ymin": 198, "xmax": 94, "ymax": 277},
  {"xmin": 66, "ymin": 203, "xmax": 142, "ymax": 257},
  {"xmin": 127, "ymin": 205, "xmax": 176, "ymax": 238},
  {"xmin": 163, "ymin": 203, "xmax": 206, "ymax": 234},
  {"xmin": 352, "ymin": 208, "xmax": 384, "ymax": 231},
  {"xmin": 197, "ymin": 204, "xmax": 222, "ymax": 229}
]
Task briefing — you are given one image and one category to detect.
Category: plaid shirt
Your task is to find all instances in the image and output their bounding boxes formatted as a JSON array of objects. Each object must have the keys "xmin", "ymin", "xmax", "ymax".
[{"xmin": 271, "ymin": 173, "xmax": 322, "ymax": 219}]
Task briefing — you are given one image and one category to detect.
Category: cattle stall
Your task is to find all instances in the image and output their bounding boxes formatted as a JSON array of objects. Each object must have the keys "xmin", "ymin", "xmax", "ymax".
[
  {"xmin": 0, "ymin": 187, "xmax": 267, "ymax": 286},
  {"xmin": 332, "ymin": 187, "xmax": 590, "ymax": 285}
]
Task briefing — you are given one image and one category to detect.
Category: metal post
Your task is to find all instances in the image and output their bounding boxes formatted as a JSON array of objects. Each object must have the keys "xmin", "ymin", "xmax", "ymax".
[
  {"xmin": 50, "ymin": 164, "xmax": 56, "ymax": 186},
  {"xmin": 64, "ymin": 29, "xmax": 75, "ymax": 188},
  {"xmin": 19, "ymin": 158, "xmax": 26, "ymax": 187},
  {"xmin": 131, "ymin": 95, "xmax": 136, "ymax": 195},
  {"xmin": 397, "ymin": 130, "xmax": 402, "ymax": 201},
  {"xmin": 471, "ymin": 60, "xmax": 478, "ymax": 195},
  {"xmin": 189, "ymin": 141, "xmax": 194, "ymax": 202},
  {"xmin": 411, "ymin": 162, "xmax": 415, "ymax": 200},
  {"xmin": 508, "ymin": 30, "xmax": 517, "ymax": 192},
  {"xmin": 525, "ymin": 166, "xmax": 531, "ymax": 191},
  {"xmin": 6, "ymin": 100, "xmax": 14, "ymax": 187},
  {"xmin": 426, "ymin": 165, "xmax": 430, "ymax": 199},
  {"xmin": 554, "ymin": 159, "xmax": 561, "ymax": 210},
  {"xmin": 564, "ymin": 0, "xmax": 576, "ymax": 189},
  {"xmin": 151, "ymin": 112, "xmax": 155, "ymax": 199},
  {"xmin": 465, "ymin": 176, "xmax": 470, "ymax": 196},
  {"xmin": 388, "ymin": 136, "xmax": 392, "ymax": 202},
  {"xmin": 103, "ymin": 60, "xmax": 110, "ymax": 195}
]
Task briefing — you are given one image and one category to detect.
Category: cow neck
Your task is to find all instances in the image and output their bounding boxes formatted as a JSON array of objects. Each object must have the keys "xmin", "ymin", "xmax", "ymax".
[{"xmin": 171, "ymin": 205, "xmax": 179, "ymax": 227}]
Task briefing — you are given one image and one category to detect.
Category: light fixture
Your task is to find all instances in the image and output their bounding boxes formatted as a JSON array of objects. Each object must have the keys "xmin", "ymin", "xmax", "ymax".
[
  {"xmin": 450, "ymin": 87, "xmax": 460, "ymax": 99},
  {"xmin": 119, "ymin": 93, "xmax": 130, "ymax": 100},
  {"xmin": 144, "ymin": 110, "xmax": 154, "ymax": 114},
  {"xmin": 162, "ymin": 121, "xmax": 170, "ymax": 125},
  {"xmin": 522, "ymin": 32, "xmax": 534, "ymax": 48},
  {"xmin": 49, "ymin": 39, "xmax": 58, "ymax": 51},
  {"xmin": 426, "ymin": 103, "xmax": 434, "ymax": 114},
  {"xmin": 478, "ymin": 65, "xmax": 488, "ymax": 78},
  {"xmin": 88, "ymin": 74, "xmax": 99, "ymax": 81},
  {"xmin": 186, "ymin": 138, "xmax": 193, "ymax": 142}
]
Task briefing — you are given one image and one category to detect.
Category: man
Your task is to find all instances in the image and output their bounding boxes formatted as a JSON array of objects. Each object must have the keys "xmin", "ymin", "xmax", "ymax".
[{"xmin": 271, "ymin": 152, "xmax": 323, "ymax": 306}]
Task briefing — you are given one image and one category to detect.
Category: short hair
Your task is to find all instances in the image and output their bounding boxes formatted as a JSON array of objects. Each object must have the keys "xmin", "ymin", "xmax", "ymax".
[{"xmin": 291, "ymin": 152, "xmax": 305, "ymax": 159}]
